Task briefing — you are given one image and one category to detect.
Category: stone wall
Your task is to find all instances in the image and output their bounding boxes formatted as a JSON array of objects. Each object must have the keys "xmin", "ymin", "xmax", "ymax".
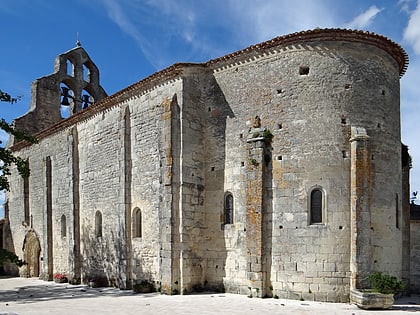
[
  {"xmin": 5, "ymin": 29, "xmax": 408, "ymax": 302},
  {"xmin": 410, "ymin": 220, "xmax": 420, "ymax": 291},
  {"xmin": 209, "ymin": 39, "xmax": 403, "ymax": 301}
]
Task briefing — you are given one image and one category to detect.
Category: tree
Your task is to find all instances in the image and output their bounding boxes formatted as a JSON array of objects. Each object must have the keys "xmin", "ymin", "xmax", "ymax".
[
  {"xmin": 0, "ymin": 90, "xmax": 36, "ymax": 270},
  {"xmin": 0, "ymin": 89, "xmax": 37, "ymax": 191},
  {"xmin": 0, "ymin": 248, "xmax": 26, "ymax": 268}
]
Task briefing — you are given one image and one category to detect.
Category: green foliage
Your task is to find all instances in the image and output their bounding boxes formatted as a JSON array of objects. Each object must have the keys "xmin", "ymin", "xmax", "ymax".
[
  {"xmin": 1, "ymin": 91, "xmax": 38, "ymax": 191},
  {"xmin": 249, "ymin": 158, "xmax": 258, "ymax": 166},
  {"xmin": 0, "ymin": 248, "xmax": 26, "ymax": 267},
  {"xmin": 0, "ymin": 90, "xmax": 21, "ymax": 104},
  {"xmin": 368, "ymin": 272, "xmax": 406, "ymax": 295},
  {"xmin": 263, "ymin": 129, "xmax": 273, "ymax": 143}
]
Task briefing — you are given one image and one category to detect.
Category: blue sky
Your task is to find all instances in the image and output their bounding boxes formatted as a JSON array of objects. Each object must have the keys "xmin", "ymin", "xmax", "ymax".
[{"xmin": 1, "ymin": 0, "xmax": 420, "ymax": 217}]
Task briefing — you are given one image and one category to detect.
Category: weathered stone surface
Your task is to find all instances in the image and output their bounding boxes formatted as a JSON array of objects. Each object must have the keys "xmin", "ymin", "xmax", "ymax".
[
  {"xmin": 3, "ymin": 29, "xmax": 411, "ymax": 302},
  {"xmin": 350, "ymin": 289, "xmax": 394, "ymax": 309}
]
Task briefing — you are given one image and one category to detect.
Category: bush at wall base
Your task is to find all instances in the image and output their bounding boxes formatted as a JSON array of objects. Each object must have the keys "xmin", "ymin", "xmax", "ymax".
[
  {"xmin": 133, "ymin": 280, "xmax": 155, "ymax": 293},
  {"xmin": 351, "ymin": 272, "xmax": 406, "ymax": 309}
]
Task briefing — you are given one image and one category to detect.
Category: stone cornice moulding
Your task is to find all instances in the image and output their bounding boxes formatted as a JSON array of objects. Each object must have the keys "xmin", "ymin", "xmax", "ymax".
[{"xmin": 11, "ymin": 29, "xmax": 407, "ymax": 151}]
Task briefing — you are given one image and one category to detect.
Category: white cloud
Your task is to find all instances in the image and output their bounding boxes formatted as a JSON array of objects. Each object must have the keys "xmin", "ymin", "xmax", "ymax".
[
  {"xmin": 403, "ymin": 1, "xmax": 420, "ymax": 54},
  {"xmin": 100, "ymin": 0, "xmax": 159, "ymax": 68},
  {"xmin": 102, "ymin": 0, "xmax": 141, "ymax": 42},
  {"xmin": 220, "ymin": 0, "xmax": 338, "ymax": 44},
  {"xmin": 344, "ymin": 5, "xmax": 383, "ymax": 29},
  {"xmin": 98, "ymin": 0, "xmax": 343, "ymax": 69},
  {"xmin": 399, "ymin": 0, "xmax": 415, "ymax": 13}
]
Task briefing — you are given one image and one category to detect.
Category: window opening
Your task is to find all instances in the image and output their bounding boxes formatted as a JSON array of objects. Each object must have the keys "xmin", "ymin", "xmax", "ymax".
[
  {"xmin": 133, "ymin": 207, "xmax": 142, "ymax": 238},
  {"xmin": 83, "ymin": 64, "xmax": 90, "ymax": 82},
  {"xmin": 95, "ymin": 211, "xmax": 102, "ymax": 237},
  {"xmin": 299, "ymin": 66, "xmax": 310, "ymax": 75},
  {"xmin": 60, "ymin": 83, "xmax": 73, "ymax": 118},
  {"xmin": 224, "ymin": 193, "xmax": 234, "ymax": 224},
  {"xmin": 310, "ymin": 188, "xmax": 323, "ymax": 224},
  {"xmin": 82, "ymin": 89, "xmax": 94, "ymax": 109},
  {"xmin": 66, "ymin": 59, "xmax": 73, "ymax": 76},
  {"xmin": 61, "ymin": 214, "xmax": 66, "ymax": 237}
]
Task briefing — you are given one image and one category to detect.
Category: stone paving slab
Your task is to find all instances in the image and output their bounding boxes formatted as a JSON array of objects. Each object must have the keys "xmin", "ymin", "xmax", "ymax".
[{"xmin": 1, "ymin": 277, "xmax": 420, "ymax": 314}]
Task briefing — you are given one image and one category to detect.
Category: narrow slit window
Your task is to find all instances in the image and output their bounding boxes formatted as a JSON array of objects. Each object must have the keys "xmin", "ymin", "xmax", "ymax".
[
  {"xmin": 61, "ymin": 214, "xmax": 66, "ymax": 237},
  {"xmin": 310, "ymin": 189, "xmax": 323, "ymax": 224},
  {"xmin": 224, "ymin": 193, "xmax": 234, "ymax": 225},
  {"xmin": 95, "ymin": 211, "xmax": 102, "ymax": 238},
  {"xmin": 133, "ymin": 207, "xmax": 142, "ymax": 238}
]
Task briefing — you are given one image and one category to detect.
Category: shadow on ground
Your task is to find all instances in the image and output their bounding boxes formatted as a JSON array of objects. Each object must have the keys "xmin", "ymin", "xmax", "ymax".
[
  {"xmin": 0, "ymin": 278, "xmax": 158, "ymax": 305},
  {"xmin": 392, "ymin": 296, "xmax": 420, "ymax": 312}
]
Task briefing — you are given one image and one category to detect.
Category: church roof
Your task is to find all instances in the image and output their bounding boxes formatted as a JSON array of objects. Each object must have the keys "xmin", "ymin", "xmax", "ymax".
[
  {"xmin": 11, "ymin": 28, "xmax": 408, "ymax": 151},
  {"xmin": 207, "ymin": 28, "xmax": 408, "ymax": 77}
]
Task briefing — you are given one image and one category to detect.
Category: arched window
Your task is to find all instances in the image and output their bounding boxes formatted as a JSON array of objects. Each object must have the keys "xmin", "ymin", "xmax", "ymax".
[
  {"xmin": 310, "ymin": 188, "xmax": 323, "ymax": 224},
  {"xmin": 224, "ymin": 192, "xmax": 234, "ymax": 224},
  {"xmin": 66, "ymin": 59, "xmax": 73, "ymax": 76},
  {"xmin": 60, "ymin": 82, "xmax": 73, "ymax": 119},
  {"xmin": 132, "ymin": 207, "xmax": 142, "ymax": 238},
  {"xmin": 82, "ymin": 89, "xmax": 94, "ymax": 109},
  {"xmin": 83, "ymin": 63, "xmax": 90, "ymax": 82},
  {"xmin": 61, "ymin": 214, "xmax": 66, "ymax": 237},
  {"xmin": 95, "ymin": 211, "xmax": 102, "ymax": 238}
]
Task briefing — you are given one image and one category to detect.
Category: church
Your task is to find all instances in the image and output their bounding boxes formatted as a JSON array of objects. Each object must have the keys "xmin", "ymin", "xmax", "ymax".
[{"xmin": 2, "ymin": 28, "xmax": 416, "ymax": 302}]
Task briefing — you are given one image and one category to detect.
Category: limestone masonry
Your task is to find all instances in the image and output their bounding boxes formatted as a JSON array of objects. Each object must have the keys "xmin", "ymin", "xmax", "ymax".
[{"xmin": 1, "ymin": 28, "xmax": 416, "ymax": 302}]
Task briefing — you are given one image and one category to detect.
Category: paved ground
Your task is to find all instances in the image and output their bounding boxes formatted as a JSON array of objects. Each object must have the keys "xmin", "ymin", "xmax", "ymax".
[{"xmin": 1, "ymin": 277, "xmax": 420, "ymax": 314}]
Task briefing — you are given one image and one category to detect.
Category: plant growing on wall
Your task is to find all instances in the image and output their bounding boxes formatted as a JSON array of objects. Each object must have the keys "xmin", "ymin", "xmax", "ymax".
[
  {"xmin": 249, "ymin": 158, "xmax": 258, "ymax": 166},
  {"xmin": 263, "ymin": 129, "xmax": 273, "ymax": 144}
]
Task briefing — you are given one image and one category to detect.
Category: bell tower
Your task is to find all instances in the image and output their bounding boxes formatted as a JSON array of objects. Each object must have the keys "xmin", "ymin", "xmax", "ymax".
[{"xmin": 8, "ymin": 42, "xmax": 107, "ymax": 146}]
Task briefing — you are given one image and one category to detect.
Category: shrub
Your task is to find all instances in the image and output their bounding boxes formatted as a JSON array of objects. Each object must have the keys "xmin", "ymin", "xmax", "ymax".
[
  {"xmin": 0, "ymin": 249, "xmax": 26, "ymax": 267},
  {"xmin": 133, "ymin": 280, "xmax": 155, "ymax": 293},
  {"xmin": 368, "ymin": 272, "xmax": 405, "ymax": 295},
  {"xmin": 263, "ymin": 129, "xmax": 273, "ymax": 144}
]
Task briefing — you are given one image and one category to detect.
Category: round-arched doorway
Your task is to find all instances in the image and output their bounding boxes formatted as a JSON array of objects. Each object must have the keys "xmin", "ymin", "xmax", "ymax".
[{"xmin": 23, "ymin": 230, "xmax": 41, "ymax": 277}]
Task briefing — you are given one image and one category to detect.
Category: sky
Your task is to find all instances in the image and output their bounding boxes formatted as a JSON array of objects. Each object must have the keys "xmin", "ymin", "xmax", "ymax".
[{"xmin": 1, "ymin": 0, "xmax": 420, "ymax": 217}]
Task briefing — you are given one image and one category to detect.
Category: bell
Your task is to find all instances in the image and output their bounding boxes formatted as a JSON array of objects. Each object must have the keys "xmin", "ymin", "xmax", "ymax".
[
  {"xmin": 82, "ymin": 94, "xmax": 92, "ymax": 109},
  {"xmin": 60, "ymin": 86, "xmax": 70, "ymax": 106},
  {"xmin": 61, "ymin": 96, "xmax": 70, "ymax": 106}
]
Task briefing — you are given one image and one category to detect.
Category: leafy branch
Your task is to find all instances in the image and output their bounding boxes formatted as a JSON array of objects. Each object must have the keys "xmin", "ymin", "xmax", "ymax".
[{"xmin": 0, "ymin": 90, "xmax": 38, "ymax": 191}]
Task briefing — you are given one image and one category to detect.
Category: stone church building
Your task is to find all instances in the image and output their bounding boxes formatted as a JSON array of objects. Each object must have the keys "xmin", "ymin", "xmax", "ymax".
[{"xmin": 2, "ymin": 28, "xmax": 416, "ymax": 302}]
